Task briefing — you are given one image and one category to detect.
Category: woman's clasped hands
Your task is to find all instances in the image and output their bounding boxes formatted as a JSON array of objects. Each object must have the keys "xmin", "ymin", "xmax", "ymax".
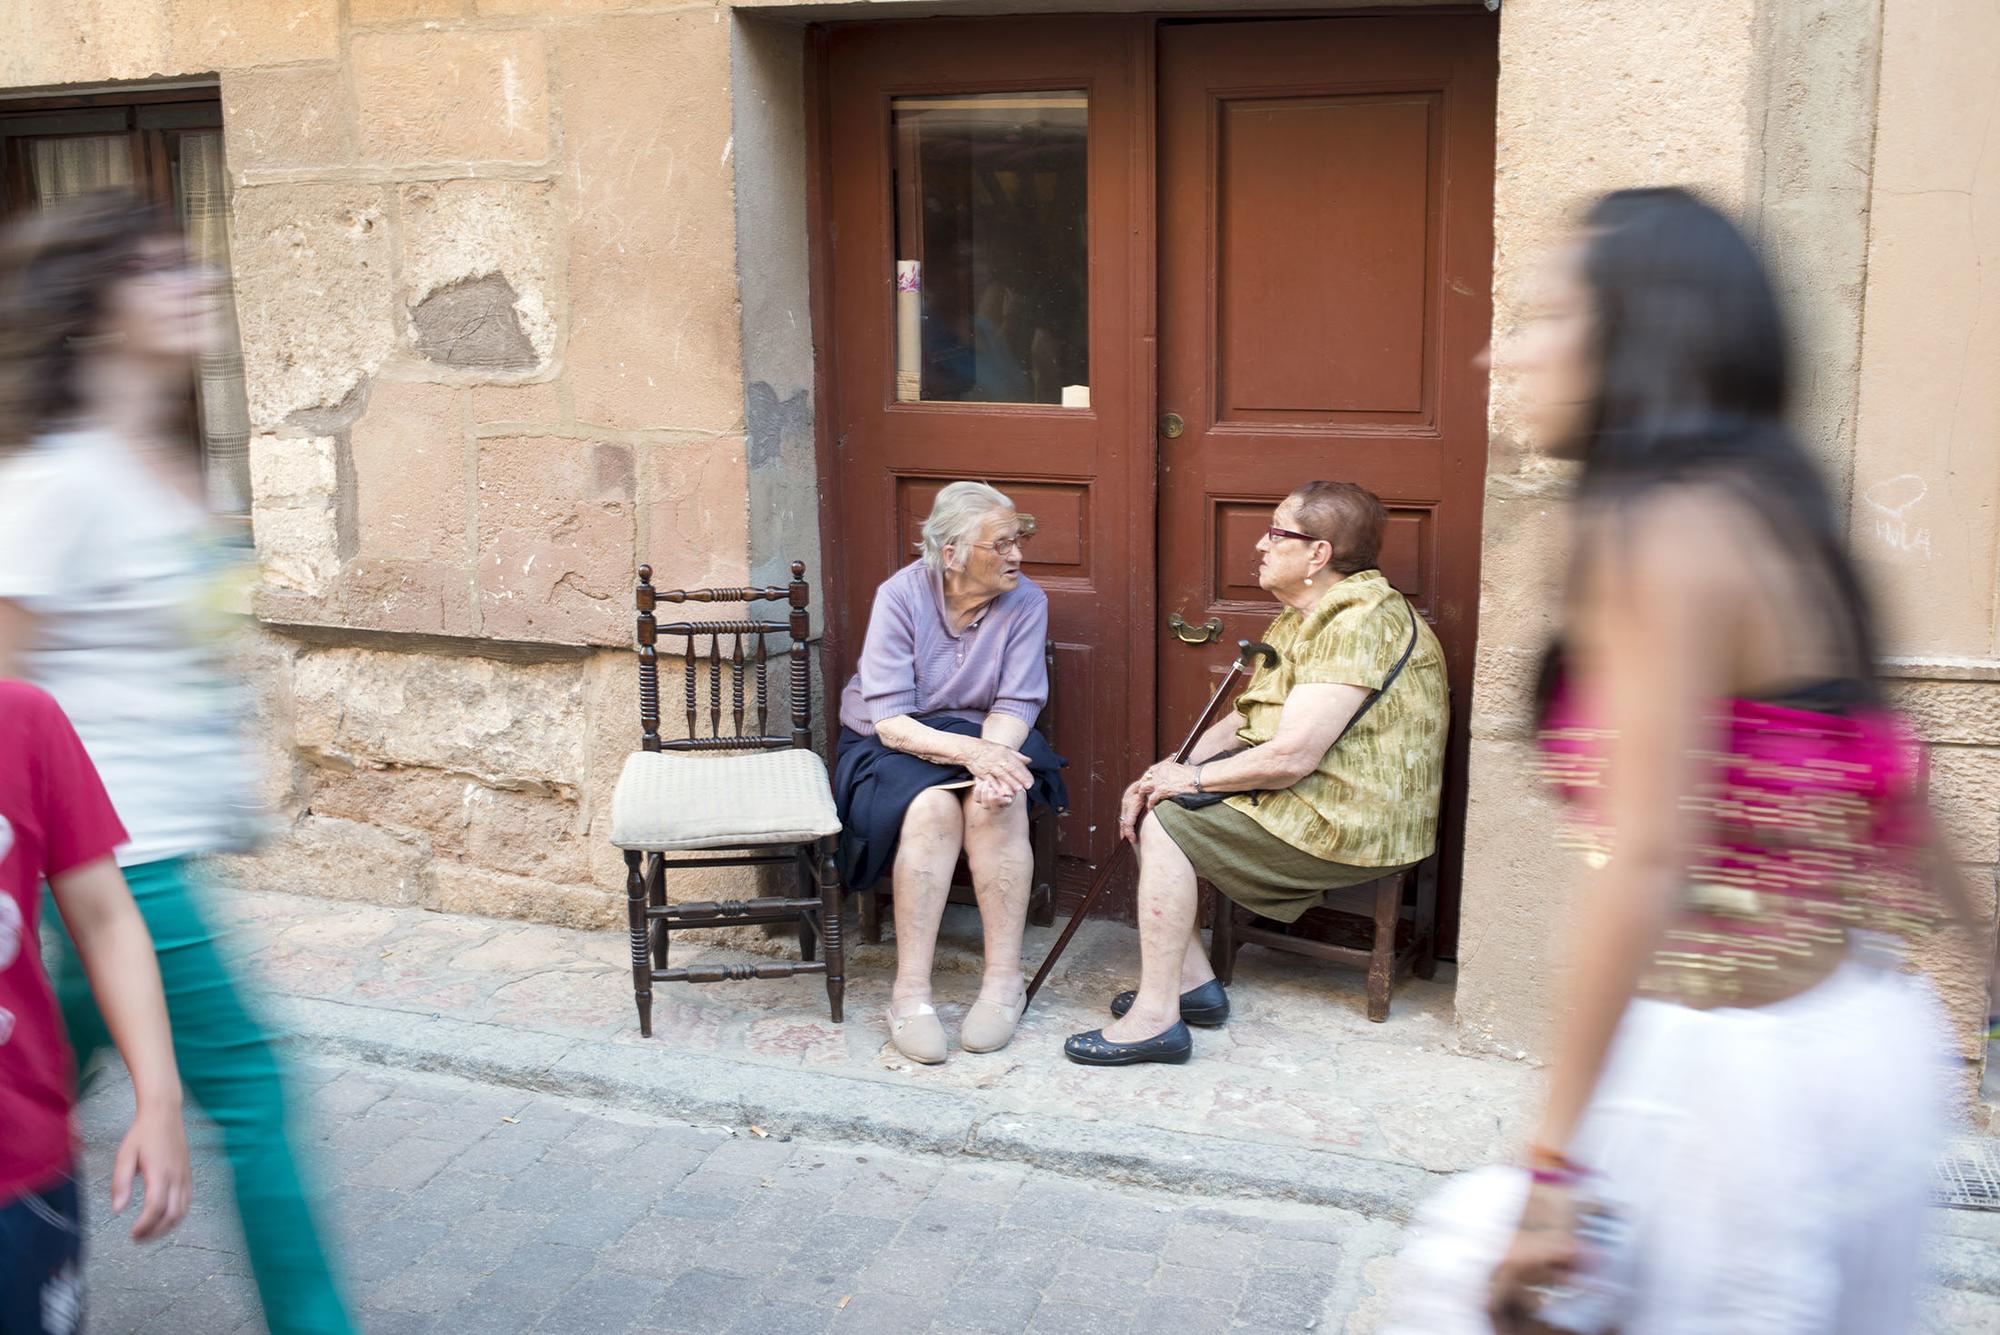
[{"xmin": 962, "ymin": 738, "xmax": 1033, "ymax": 811}]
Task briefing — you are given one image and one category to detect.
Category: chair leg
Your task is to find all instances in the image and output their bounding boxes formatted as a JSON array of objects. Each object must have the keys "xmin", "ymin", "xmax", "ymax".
[
  {"xmin": 796, "ymin": 848, "xmax": 818, "ymax": 964},
  {"xmin": 1366, "ymin": 874, "xmax": 1399, "ymax": 1023},
  {"xmin": 1029, "ymin": 808, "xmax": 1056, "ymax": 927},
  {"xmin": 819, "ymin": 837, "xmax": 846, "ymax": 1024},
  {"xmin": 1412, "ymin": 860, "xmax": 1440, "ymax": 981},
  {"xmin": 860, "ymin": 886, "xmax": 883, "ymax": 944},
  {"xmin": 1208, "ymin": 883, "xmax": 1241, "ymax": 987},
  {"xmin": 624, "ymin": 849, "xmax": 653, "ymax": 1038},
  {"xmin": 647, "ymin": 855, "xmax": 668, "ymax": 971}
]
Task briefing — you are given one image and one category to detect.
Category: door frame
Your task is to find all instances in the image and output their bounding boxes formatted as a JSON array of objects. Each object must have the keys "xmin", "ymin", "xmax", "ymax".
[{"xmin": 804, "ymin": 8, "xmax": 1492, "ymax": 948}]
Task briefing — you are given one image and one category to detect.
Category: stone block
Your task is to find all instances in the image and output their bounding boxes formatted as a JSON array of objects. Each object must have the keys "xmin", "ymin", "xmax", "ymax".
[
  {"xmin": 477, "ymin": 0, "xmax": 637, "ymax": 14},
  {"xmin": 641, "ymin": 437, "xmax": 751, "ymax": 591},
  {"xmin": 349, "ymin": 379, "xmax": 469, "ymax": 565},
  {"xmin": 254, "ymin": 503, "xmax": 341, "ymax": 599},
  {"xmin": 464, "ymin": 784, "xmax": 591, "ymax": 882},
  {"xmin": 0, "ymin": 1, "xmax": 171, "ymax": 88},
  {"xmin": 221, "ymin": 65, "xmax": 352, "ymax": 173},
  {"xmin": 167, "ymin": 1, "xmax": 339, "ymax": 70},
  {"xmin": 225, "ymin": 814, "xmax": 432, "ymax": 908},
  {"xmin": 290, "ymin": 646, "xmax": 587, "ymax": 788},
  {"xmin": 426, "ymin": 864, "xmax": 621, "ymax": 931},
  {"xmin": 475, "ymin": 436, "xmax": 635, "ymax": 644},
  {"xmin": 351, "ymin": 29, "xmax": 550, "ymax": 166},
  {"xmin": 352, "ymin": 0, "xmax": 462, "ymax": 19},
  {"xmin": 230, "ymin": 185, "xmax": 396, "ymax": 430},
  {"xmin": 249, "ymin": 434, "xmax": 340, "ymax": 598},
  {"xmin": 560, "ymin": 12, "xmax": 744, "ymax": 431},
  {"xmin": 1928, "ymin": 747, "xmax": 2000, "ymax": 865},
  {"xmin": 472, "ymin": 381, "xmax": 564, "ymax": 428},
  {"xmin": 399, "ymin": 180, "xmax": 562, "ymax": 373},
  {"xmin": 334, "ymin": 558, "xmax": 478, "ymax": 639},
  {"xmin": 1889, "ymin": 679, "xmax": 2000, "ymax": 747}
]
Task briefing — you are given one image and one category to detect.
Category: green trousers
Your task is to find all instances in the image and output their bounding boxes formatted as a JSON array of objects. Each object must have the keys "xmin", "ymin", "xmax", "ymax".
[{"xmin": 50, "ymin": 858, "xmax": 355, "ymax": 1335}]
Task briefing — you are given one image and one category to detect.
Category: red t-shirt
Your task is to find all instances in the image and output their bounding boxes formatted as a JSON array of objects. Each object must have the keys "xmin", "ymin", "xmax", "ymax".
[{"xmin": 0, "ymin": 680, "xmax": 127, "ymax": 1200}]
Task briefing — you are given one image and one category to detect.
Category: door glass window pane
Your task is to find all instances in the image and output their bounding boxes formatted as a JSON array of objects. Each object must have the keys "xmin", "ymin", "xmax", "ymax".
[{"xmin": 891, "ymin": 92, "xmax": 1089, "ymax": 407}]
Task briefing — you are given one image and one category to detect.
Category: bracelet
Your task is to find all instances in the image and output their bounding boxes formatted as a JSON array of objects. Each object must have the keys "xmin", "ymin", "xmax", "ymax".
[
  {"xmin": 1525, "ymin": 1144, "xmax": 1586, "ymax": 1186},
  {"xmin": 1193, "ymin": 764, "xmax": 1205, "ymax": 794}
]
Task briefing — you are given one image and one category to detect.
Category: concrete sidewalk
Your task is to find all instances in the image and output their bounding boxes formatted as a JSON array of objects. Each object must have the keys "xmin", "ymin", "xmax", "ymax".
[{"xmin": 215, "ymin": 884, "xmax": 1535, "ymax": 1219}]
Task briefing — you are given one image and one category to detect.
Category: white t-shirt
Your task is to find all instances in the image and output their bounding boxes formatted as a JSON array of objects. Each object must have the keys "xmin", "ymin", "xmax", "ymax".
[{"xmin": 0, "ymin": 430, "xmax": 259, "ymax": 865}]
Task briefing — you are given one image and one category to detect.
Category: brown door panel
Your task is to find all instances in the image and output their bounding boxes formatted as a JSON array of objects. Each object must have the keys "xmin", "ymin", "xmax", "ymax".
[{"xmin": 1158, "ymin": 17, "xmax": 1494, "ymax": 950}]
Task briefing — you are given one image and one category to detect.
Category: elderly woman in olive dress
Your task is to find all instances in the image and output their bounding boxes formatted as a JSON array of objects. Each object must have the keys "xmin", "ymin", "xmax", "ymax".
[{"xmin": 834, "ymin": 481, "xmax": 1067, "ymax": 1065}]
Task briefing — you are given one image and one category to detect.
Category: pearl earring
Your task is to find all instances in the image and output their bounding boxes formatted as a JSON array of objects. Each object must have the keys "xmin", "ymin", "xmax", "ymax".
[{"xmin": 1304, "ymin": 576, "xmax": 1314, "ymax": 586}]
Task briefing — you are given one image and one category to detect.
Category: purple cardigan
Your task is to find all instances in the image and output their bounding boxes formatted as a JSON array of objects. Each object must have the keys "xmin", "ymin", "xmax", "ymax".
[{"xmin": 838, "ymin": 561, "xmax": 1050, "ymax": 737}]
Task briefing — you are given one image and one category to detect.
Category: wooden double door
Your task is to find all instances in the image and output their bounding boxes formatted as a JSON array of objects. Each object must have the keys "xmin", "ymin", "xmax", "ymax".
[{"xmin": 818, "ymin": 14, "xmax": 1495, "ymax": 948}]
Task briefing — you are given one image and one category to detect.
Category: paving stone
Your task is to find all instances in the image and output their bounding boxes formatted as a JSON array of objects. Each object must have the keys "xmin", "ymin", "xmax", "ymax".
[
  {"xmin": 540, "ymin": 1191, "xmax": 657, "ymax": 1250},
  {"xmin": 1040, "ymin": 1270, "xmax": 1149, "ymax": 1313},
  {"xmin": 939, "ymin": 1281, "xmax": 1044, "ymax": 1333},
  {"xmin": 1256, "ymin": 1236, "xmax": 1342, "ymax": 1271},
  {"xmin": 904, "ymin": 1196, "xmax": 1006, "ymax": 1245},
  {"xmin": 350, "ymin": 1138, "xmax": 465, "ymax": 1191},
  {"xmin": 1026, "ymin": 1300, "xmax": 1137, "ymax": 1335},
  {"xmin": 1057, "ymin": 1243, "xmax": 1159, "ymax": 1286},
  {"xmin": 653, "ymin": 1268, "xmax": 753, "ymax": 1331},
  {"xmin": 365, "ymin": 1261, "xmax": 486, "ymax": 1314},
  {"xmin": 854, "ymin": 1245, "xmax": 968, "ymax": 1298},
  {"xmin": 1130, "ymin": 1295, "xmax": 1235, "ymax": 1334},
  {"xmin": 536, "ymin": 1271, "xmax": 672, "ymax": 1334},
  {"xmin": 498, "ymin": 1159, "xmax": 611, "ymax": 1214},
  {"xmin": 457, "ymin": 1131, "xmax": 558, "ymax": 1176},
  {"xmin": 653, "ymin": 1187, "xmax": 747, "ymax": 1224},
  {"xmin": 722, "ymin": 1297, "xmax": 837, "ymax": 1335},
  {"xmin": 462, "ymin": 1272, "xmax": 568, "ymax": 1335},
  {"xmin": 1003, "ymin": 1179, "xmax": 1101, "ymax": 1237},
  {"xmin": 827, "ymin": 1291, "xmax": 935, "ymax": 1332},
  {"xmin": 1145, "ymin": 1263, "xmax": 1248, "ymax": 1306},
  {"xmin": 931, "ymin": 1160, "xmax": 1030, "ymax": 1206},
  {"xmin": 1161, "ymin": 1224, "xmax": 1263, "ymax": 1273}
]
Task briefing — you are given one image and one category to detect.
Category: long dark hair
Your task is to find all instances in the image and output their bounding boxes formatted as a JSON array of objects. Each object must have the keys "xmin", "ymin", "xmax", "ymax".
[
  {"xmin": 1535, "ymin": 187, "xmax": 1883, "ymax": 718},
  {"xmin": 0, "ymin": 190, "xmax": 184, "ymax": 453}
]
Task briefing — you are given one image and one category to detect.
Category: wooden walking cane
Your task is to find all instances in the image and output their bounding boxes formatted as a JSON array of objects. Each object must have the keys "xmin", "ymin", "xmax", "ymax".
[{"xmin": 1023, "ymin": 638, "xmax": 1280, "ymax": 1008}]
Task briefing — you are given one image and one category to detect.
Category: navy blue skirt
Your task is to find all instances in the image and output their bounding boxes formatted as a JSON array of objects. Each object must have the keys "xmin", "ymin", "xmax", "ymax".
[{"xmin": 833, "ymin": 715, "xmax": 1068, "ymax": 893}]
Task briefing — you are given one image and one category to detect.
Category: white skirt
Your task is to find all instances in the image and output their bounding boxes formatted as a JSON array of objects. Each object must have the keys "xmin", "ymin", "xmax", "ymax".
[{"xmin": 1386, "ymin": 956, "xmax": 1953, "ymax": 1334}]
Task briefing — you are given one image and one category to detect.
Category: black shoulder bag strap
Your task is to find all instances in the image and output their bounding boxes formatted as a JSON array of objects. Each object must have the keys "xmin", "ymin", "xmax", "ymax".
[{"xmin": 1332, "ymin": 596, "xmax": 1420, "ymax": 744}]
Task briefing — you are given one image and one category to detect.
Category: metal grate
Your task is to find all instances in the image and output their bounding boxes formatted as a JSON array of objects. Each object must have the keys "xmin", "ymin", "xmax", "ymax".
[{"xmin": 1933, "ymin": 1138, "xmax": 2000, "ymax": 1211}]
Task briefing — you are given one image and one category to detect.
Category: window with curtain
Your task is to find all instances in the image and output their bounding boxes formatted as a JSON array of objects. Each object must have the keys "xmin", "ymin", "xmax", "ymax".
[{"xmin": 1, "ymin": 97, "xmax": 253, "ymax": 518}]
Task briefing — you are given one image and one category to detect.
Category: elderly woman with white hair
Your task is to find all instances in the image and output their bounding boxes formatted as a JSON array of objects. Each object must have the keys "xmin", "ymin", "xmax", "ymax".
[{"xmin": 833, "ymin": 481, "xmax": 1067, "ymax": 1065}]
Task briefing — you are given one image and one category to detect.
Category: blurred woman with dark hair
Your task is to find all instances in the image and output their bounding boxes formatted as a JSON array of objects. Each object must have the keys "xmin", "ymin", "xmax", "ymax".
[
  {"xmin": 1388, "ymin": 188, "xmax": 1969, "ymax": 1333},
  {"xmin": 0, "ymin": 192, "xmax": 355, "ymax": 1334}
]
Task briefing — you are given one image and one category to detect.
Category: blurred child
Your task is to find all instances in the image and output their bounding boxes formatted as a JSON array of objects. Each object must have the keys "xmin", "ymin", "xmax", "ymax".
[{"xmin": 1, "ymin": 679, "xmax": 190, "ymax": 1335}]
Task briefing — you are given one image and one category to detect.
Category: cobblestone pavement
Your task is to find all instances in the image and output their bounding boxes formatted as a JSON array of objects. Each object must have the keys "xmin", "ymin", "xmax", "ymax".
[{"xmin": 73, "ymin": 1054, "xmax": 1407, "ymax": 1334}]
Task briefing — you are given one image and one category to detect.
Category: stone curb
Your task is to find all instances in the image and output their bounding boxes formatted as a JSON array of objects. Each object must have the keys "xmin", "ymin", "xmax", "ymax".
[{"xmin": 272, "ymin": 995, "xmax": 1442, "ymax": 1222}]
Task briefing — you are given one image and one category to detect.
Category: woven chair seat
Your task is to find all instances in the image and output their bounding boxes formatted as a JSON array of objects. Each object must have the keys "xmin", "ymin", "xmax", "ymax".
[{"xmin": 610, "ymin": 748, "xmax": 842, "ymax": 852}]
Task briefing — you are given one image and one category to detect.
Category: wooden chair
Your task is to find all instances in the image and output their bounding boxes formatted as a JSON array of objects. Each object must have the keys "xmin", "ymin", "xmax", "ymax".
[
  {"xmin": 857, "ymin": 642, "xmax": 1062, "ymax": 943},
  {"xmin": 1207, "ymin": 855, "xmax": 1439, "ymax": 1023},
  {"xmin": 608, "ymin": 561, "xmax": 845, "ymax": 1035}
]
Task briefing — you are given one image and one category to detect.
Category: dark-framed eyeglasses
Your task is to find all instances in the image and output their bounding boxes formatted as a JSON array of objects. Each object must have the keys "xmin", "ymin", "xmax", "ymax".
[
  {"xmin": 964, "ymin": 513, "xmax": 1037, "ymax": 558},
  {"xmin": 1265, "ymin": 525, "xmax": 1321, "ymax": 545}
]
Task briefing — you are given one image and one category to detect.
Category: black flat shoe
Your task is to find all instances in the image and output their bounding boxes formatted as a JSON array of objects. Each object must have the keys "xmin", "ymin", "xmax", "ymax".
[
  {"xmin": 1063, "ymin": 1021, "xmax": 1193, "ymax": 1066},
  {"xmin": 1109, "ymin": 979, "xmax": 1230, "ymax": 1027}
]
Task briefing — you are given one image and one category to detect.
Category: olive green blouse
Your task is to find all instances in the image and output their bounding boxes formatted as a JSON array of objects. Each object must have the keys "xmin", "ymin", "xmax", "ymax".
[{"xmin": 1225, "ymin": 569, "xmax": 1449, "ymax": 867}]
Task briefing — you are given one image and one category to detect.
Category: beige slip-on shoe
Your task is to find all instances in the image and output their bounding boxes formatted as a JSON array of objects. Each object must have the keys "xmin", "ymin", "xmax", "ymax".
[
  {"xmin": 959, "ymin": 995, "xmax": 1023, "ymax": 1054},
  {"xmin": 887, "ymin": 1002, "xmax": 948, "ymax": 1065}
]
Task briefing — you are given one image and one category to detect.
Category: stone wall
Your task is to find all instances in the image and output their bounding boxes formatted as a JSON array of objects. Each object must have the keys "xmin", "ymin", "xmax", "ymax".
[{"xmin": 2, "ymin": 0, "xmax": 758, "ymax": 927}]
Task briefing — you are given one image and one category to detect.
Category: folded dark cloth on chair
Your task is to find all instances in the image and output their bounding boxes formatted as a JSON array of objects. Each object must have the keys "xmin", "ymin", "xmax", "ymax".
[{"xmin": 834, "ymin": 714, "xmax": 1068, "ymax": 893}]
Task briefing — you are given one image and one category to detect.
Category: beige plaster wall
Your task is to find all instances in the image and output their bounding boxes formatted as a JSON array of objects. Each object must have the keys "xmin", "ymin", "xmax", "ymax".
[
  {"xmin": 1460, "ymin": 0, "xmax": 1999, "ymax": 1083},
  {"xmin": 1855, "ymin": 0, "xmax": 2000, "ymax": 1066}
]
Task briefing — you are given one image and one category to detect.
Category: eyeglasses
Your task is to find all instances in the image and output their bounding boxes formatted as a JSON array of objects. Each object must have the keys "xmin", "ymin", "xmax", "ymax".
[
  {"xmin": 967, "ymin": 534, "xmax": 1032, "ymax": 557},
  {"xmin": 1265, "ymin": 525, "xmax": 1322, "ymax": 545}
]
